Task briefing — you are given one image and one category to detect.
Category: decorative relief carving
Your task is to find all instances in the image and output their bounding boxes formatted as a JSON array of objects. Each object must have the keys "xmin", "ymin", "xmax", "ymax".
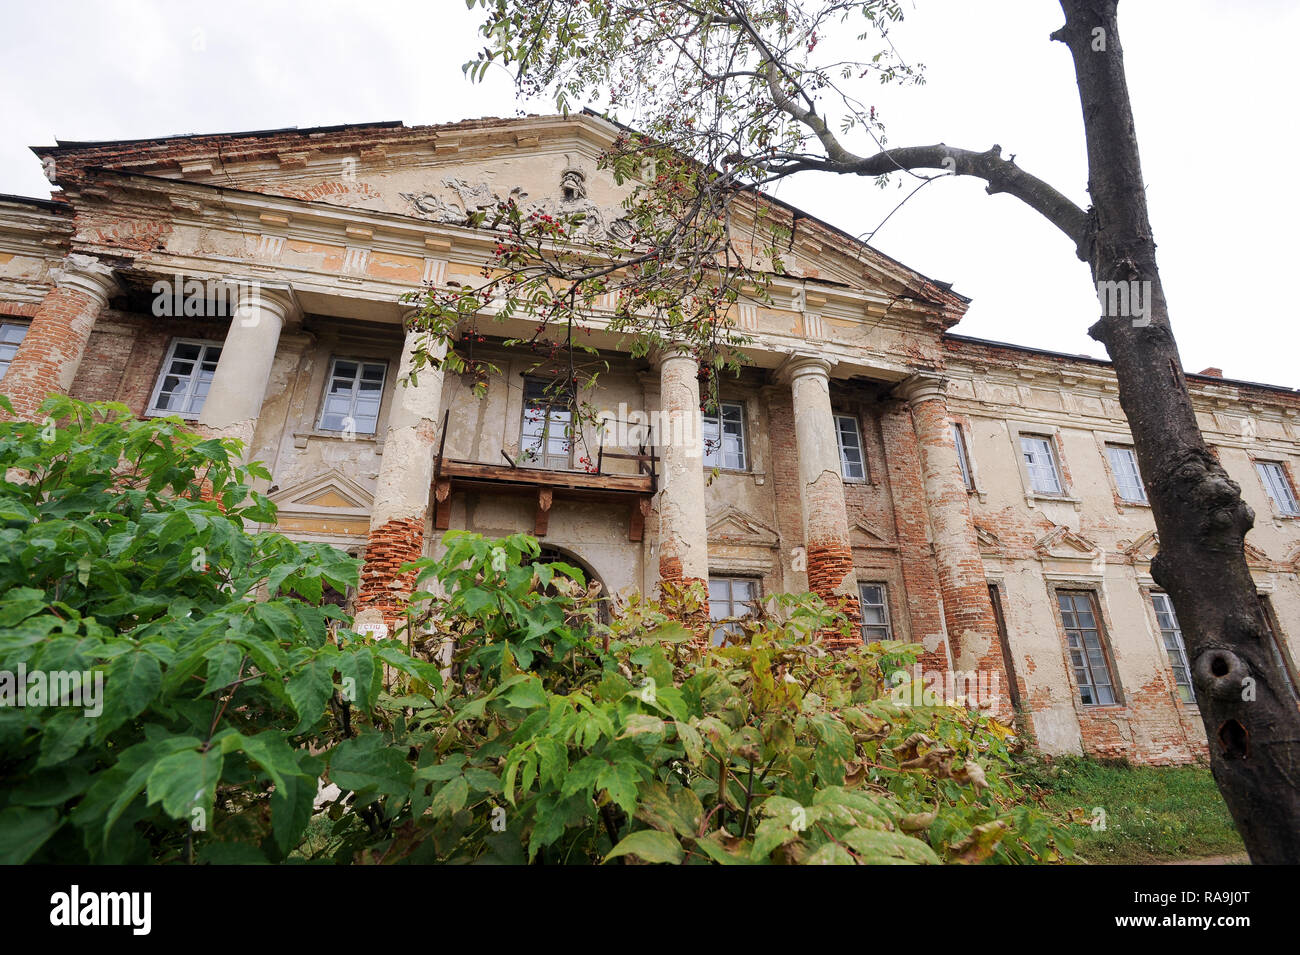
[{"xmin": 400, "ymin": 166, "xmax": 635, "ymax": 242}]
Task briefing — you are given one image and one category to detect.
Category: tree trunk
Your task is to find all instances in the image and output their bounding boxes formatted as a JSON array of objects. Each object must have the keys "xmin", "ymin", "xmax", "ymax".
[{"xmin": 1056, "ymin": 0, "xmax": 1300, "ymax": 863}]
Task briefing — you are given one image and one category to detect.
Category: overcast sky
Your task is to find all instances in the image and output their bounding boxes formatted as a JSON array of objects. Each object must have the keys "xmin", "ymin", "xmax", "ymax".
[{"xmin": 1, "ymin": 0, "xmax": 1294, "ymax": 387}]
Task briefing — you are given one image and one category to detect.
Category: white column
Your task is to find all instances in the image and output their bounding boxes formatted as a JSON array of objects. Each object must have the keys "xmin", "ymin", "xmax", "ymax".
[
  {"xmin": 655, "ymin": 345, "xmax": 709, "ymax": 587},
  {"xmin": 355, "ymin": 316, "xmax": 447, "ymax": 635},
  {"xmin": 198, "ymin": 284, "xmax": 295, "ymax": 455},
  {"xmin": 786, "ymin": 355, "xmax": 858, "ymax": 643}
]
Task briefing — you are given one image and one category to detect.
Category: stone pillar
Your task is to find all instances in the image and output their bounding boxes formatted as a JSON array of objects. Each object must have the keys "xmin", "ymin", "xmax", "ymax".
[
  {"xmin": 355, "ymin": 318, "xmax": 446, "ymax": 637},
  {"xmin": 655, "ymin": 345, "xmax": 709, "ymax": 592},
  {"xmin": 0, "ymin": 254, "xmax": 118, "ymax": 420},
  {"xmin": 197, "ymin": 284, "xmax": 295, "ymax": 455},
  {"xmin": 898, "ymin": 374, "xmax": 1010, "ymax": 709},
  {"xmin": 786, "ymin": 356, "xmax": 860, "ymax": 646}
]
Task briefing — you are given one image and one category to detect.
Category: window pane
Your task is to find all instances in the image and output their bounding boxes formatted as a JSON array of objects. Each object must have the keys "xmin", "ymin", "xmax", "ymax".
[
  {"xmin": 1058, "ymin": 591, "xmax": 1116, "ymax": 706},
  {"xmin": 1021, "ymin": 435, "xmax": 1062, "ymax": 493},
  {"xmin": 836, "ymin": 414, "xmax": 866, "ymax": 481},
  {"xmin": 858, "ymin": 583, "xmax": 890, "ymax": 642},
  {"xmin": 1258, "ymin": 462, "xmax": 1300, "ymax": 515},
  {"xmin": 952, "ymin": 423, "xmax": 973, "ymax": 489},
  {"xmin": 1107, "ymin": 445, "xmax": 1146, "ymax": 502}
]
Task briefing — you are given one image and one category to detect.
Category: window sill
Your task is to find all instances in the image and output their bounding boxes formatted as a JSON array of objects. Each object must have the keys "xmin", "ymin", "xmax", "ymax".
[
  {"xmin": 1116, "ymin": 498, "xmax": 1152, "ymax": 509},
  {"xmin": 292, "ymin": 430, "xmax": 382, "ymax": 450},
  {"xmin": 144, "ymin": 409, "xmax": 199, "ymax": 421},
  {"xmin": 1025, "ymin": 491, "xmax": 1082, "ymax": 509}
]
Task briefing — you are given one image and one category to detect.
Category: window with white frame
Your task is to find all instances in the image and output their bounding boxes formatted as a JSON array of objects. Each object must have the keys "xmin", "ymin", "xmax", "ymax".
[
  {"xmin": 1020, "ymin": 434, "xmax": 1064, "ymax": 494},
  {"xmin": 859, "ymin": 583, "xmax": 891, "ymax": 642},
  {"xmin": 834, "ymin": 413, "xmax": 866, "ymax": 481},
  {"xmin": 319, "ymin": 358, "xmax": 386, "ymax": 435},
  {"xmin": 1107, "ymin": 444, "xmax": 1147, "ymax": 503},
  {"xmin": 0, "ymin": 322, "xmax": 28, "ymax": 381},
  {"xmin": 521, "ymin": 377, "xmax": 574, "ymax": 470},
  {"xmin": 952, "ymin": 422, "xmax": 974, "ymax": 490},
  {"xmin": 708, "ymin": 576, "xmax": 758, "ymax": 645},
  {"xmin": 148, "ymin": 339, "xmax": 223, "ymax": 418},
  {"xmin": 1151, "ymin": 593, "xmax": 1193, "ymax": 703},
  {"xmin": 1058, "ymin": 590, "xmax": 1118, "ymax": 706},
  {"xmin": 702, "ymin": 401, "xmax": 746, "ymax": 470},
  {"xmin": 1259, "ymin": 595, "xmax": 1300, "ymax": 702},
  {"xmin": 1256, "ymin": 461, "xmax": 1300, "ymax": 516}
]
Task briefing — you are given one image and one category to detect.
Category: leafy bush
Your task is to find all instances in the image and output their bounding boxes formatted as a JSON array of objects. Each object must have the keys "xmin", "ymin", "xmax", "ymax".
[
  {"xmin": 0, "ymin": 398, "xmax": 1077, "ymax": 865},
  {"xmin": 310, "ymin": 532, "xmax": 1078, "ymax": 865},
  {"xmin": 0, "ymin": 398, "xmax": 438, "ymax": 863}
]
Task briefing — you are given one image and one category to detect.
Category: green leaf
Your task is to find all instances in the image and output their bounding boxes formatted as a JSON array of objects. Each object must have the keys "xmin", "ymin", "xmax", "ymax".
[
  {"xmin": 328, "ymin": 733, "xmax": 412, "ymax": 796},
  {"xmin": 0, "ymin": 807, "xmax": 61, "ymax": 863},
  {"xmin": 286, "ymin": 655, "xmax": 334, "ymax": 734},
  {"xmin": 605, "ymin": 829, "xmax": 684, "ymax": 865},
  {"xmin": 98, "ymin": 650, "xmax": 162, "ymax": 736},
  {"xmin": 145, "ymin": 747, "xmax": 223, "ymax": 820}
]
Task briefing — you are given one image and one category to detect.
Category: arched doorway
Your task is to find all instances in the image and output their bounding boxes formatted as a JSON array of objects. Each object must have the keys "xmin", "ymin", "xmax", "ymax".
[{"xmin": 535, "ymin": 545, "xmax": 611, "ymax": 625}]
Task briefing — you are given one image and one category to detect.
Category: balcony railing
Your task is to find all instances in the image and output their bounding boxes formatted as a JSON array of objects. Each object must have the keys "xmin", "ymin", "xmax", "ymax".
[{"xmin": 431, "ymin": 410, "xmax": 658, "ymax": 540}]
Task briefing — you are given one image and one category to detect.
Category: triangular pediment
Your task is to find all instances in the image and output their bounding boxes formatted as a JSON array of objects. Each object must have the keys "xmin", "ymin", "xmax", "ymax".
[
  {"xmin": 850, "ymin": 514, "xmax": 896, "ymax": 550},
  {"xmin": 35, "ymin": 115, "xmax": 963, "ymax": 308},
  {"xmin": 271, "ymin": 470, "xmax": 373, "ymax": 516},
  {"xmin": 1242, "ymin": 540, "xmax": 1271, "ymax": 568},
  {"xmin": 974, "ymin": 524, "xmax": 1001, "ymax": 554},
  {"xmin": 1120, "ymin": 529, "xmax": 1159, "ymax": 562},
  {"xmin": 1034, "ymin": 524, "xmax": 1101, "ymax": 561},
  {"xmin": 707, "ymin": 505, "xmax": 779, "ymax": 547}
]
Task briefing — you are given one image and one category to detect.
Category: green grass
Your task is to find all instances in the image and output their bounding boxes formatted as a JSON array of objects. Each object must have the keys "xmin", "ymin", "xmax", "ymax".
[{"xmin": 1016, "ymin": 756, "xmax": 1246, "ymax": 864}]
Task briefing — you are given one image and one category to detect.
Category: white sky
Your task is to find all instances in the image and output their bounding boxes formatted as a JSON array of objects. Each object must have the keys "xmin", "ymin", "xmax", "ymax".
[{"xmin": 0, "ymin": 0, "xmax": 1294, "ymax": 387}]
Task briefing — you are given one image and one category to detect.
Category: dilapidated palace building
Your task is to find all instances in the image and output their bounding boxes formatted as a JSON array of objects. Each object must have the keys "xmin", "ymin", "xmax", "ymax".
[{"xmin": 3, "ymin": 114, "xmax": 1298, "ymax": 764}]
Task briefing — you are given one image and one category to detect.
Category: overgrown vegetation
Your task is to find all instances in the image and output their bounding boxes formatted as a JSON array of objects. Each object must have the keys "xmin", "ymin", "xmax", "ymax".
[
  {"xmin": 1017, "ymin": 756, "xmax": 1245, "ymax": 864},
  {"xmin": 1, "ymin": 400, "xmax": 1082, "ymax": 864}
]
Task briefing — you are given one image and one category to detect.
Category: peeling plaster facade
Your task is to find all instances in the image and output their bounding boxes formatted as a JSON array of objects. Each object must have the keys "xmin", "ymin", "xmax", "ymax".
[{"xmin": 3, "ymin": 114, "xmax": 1299, "ymax": 765}]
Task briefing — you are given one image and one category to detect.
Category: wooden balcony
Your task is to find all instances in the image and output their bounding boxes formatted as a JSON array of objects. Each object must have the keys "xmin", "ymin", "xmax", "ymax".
[{"xmin": 432, "ymin": 411, "xmax": 658, "ymax": 540}]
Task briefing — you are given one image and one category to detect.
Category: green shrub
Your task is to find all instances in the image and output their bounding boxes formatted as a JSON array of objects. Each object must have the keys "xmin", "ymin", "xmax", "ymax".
[{"xmin": 0, "ymin": 398, "xmax": 1078, "ymax": 864}]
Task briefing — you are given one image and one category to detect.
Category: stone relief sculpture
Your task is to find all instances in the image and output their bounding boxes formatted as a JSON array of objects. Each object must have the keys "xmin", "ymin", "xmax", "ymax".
[{"xmin": 400, "ymin": 166, "xmax": 636, "ymax": 243}]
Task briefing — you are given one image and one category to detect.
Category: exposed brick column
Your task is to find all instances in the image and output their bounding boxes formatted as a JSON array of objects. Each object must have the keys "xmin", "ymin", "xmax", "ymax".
[
  {"xmin": 0, "ymin": 254, "xmax": 118, "ymax": 420},
  {"xmin": 898, "ymin": 374, "xmax": 1010, "ymax": 710},
  {"xmin": 197, "ymin": 284, "xmax": 296, "ymax": 457},
  {"xmin": 786, "ymin": 356, "xmax": 860, "ymax": 646},
  {"xmin": 355, "ymin": 320, "xmax": 446, "ymax": 637},
  {"xmin": 654, "ymin": 345, "xmax": 709, "ymax": 596},
  {"xmin": 877, "ymin": 399, "xmax": 953, "ymax": 672}
]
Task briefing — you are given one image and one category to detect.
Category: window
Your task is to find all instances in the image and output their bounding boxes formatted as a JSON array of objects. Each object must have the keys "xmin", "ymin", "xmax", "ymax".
[
  {"xmin": 952, "ymin": 422, "xmax": 974, "ymax": 490},
  {"xmin": 0, "ymin": 321, "xmax": 27, "ymax": 381},
  {"xmin": 1057, "ymin": 590, "xmax": 1118, "ymax": 706},
  {"xmin": 319, "ymin": 358, "xmax": 386, "ymax": 435},
  {"xmin": 709, "ymin": 576, "xmax": 758, "ymax": 645},
  {"xmin": 702, "ymin": 401, "xmax": 746, "ymax": 470},
  {"xmin": 988, "ymin": 583, "xmax": 1022, "ymax": 709},
  {"xmin": 521, "ymin": 378, "xmax": 574, "ymax": 470},
  {"xmin": 148, "ymin": 339, "xmax": 223, "ymax": 418},
  {"xmin": 1258, "ymin": 595, "xmax": 1300, "ymax": 702},
  {"xmin": 1256, "ymin": 461, "xmax": 1300, "ymax": 516},
  {"xmin": 835, "ymin": 413, "xmax": 866, "ymax": 481},
  {"xmin": 1151, "ymin": 593, "xmax": 1193, "ymax": 703},
  {"xmin": 858, "ymin": 583, "xmax": 891, "ymax": 642},
  {"xmin": 1107, "ymin": 444, "xmax": 1147, "ymax": 503},
  {"xmin": 1020, "ymin": 434, "xmax": 1064, "ymax": 494}
]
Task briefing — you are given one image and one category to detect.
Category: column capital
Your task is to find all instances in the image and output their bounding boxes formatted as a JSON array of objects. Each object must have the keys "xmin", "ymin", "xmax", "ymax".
[
  {"xmin": 51, "ymin": 254, "xmax": 119, "ymax": 304},
  {"xmin": 895, "ymin": 373, "xmax": 948, "ymax": 406},
  {"xmin": 647, "ymin": 340, "xmax": 697, "ymax": 371},
  {"xmin": 232, "ymin": 282, "xmax": 301, "ymax": 325},
  {"xmin": 774, "ymin": 352, "xmax": 835, "ymax": 385}
]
